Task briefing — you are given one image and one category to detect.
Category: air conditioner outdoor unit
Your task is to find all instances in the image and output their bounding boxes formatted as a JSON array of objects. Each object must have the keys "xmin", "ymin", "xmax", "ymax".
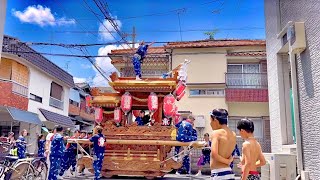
[
  {"xmin": 194, "ymin": 115, "xmax": 205, "ymax": 128},
  {"xmin": 261, "ymin": 153, "xmax": 297, "ymax": 180}
]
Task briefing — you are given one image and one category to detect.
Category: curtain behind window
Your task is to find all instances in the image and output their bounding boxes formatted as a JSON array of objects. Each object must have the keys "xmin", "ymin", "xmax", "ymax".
[{"xmin": 50, "ymin": 82, "xmax": 63, "ymax": 100}]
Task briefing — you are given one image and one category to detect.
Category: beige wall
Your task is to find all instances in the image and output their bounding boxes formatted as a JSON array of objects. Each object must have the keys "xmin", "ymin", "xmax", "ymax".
[
  {"xmin": 228, "ymin": 103, "xmax": 269, "ymax": 117},
  {"xmin": 172, "ymin": 49, "xmax": 227, "ymax": 83},
  {"xmin": 176, "ymin": 87, "xmax": 228, "ymax": 135}
]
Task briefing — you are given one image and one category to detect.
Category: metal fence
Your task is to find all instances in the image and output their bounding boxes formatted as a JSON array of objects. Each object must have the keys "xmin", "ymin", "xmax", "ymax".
[{"xmin": 11, "ymin": 81, "xmax": 28, "ymax": 97}]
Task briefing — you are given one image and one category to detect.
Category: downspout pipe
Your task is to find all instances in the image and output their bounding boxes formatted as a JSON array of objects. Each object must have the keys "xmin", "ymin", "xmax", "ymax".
[{"xmin": 289, "ymin": 51, "xmax": 305, "ymax": 177}]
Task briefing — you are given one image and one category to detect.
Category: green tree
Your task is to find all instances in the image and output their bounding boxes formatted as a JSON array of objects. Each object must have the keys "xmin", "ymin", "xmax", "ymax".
[{"xmin": 204, "ymin": 29, "xmax": 219, "ymax": 39}]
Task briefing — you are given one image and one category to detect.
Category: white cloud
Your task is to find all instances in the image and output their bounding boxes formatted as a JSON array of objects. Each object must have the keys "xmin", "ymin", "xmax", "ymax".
[
  {"xmin": 98, "ymin": 18, "xmax": 122, "ymax": 41},
  {"xmin": 12, "ymin": 5, "xmax": 75, "ymax": 27},
  {"xmin": 91, "ymin": 43, "xmax": 134, "ymax": 87},
  {"xmin": 73, "ymin": 77, "xmax": 87, "ymax": 83}
]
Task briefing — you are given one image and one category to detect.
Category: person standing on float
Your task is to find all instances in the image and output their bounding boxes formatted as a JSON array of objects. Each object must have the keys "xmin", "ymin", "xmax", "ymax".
[{"xmin": 132, "ymin": 41, "xmax": 154, "ymax": 80}]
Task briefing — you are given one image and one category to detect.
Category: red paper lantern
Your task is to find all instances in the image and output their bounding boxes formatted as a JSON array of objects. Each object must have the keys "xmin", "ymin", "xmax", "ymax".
[
  {"xmin": 163, "ymin": 94, "xmax": 176, "ymax": 118},
  {"xmin": 177, "ymin": 91, "xmax": 186, "ymax": 101},
  {"xmin": 121, "ymin": 92, "xmax": 132, "ymax": 115},
  {"xmin": 94, "ymin": 107, "xmax": 103, "ymax": 124},
  {"xmin": 85, "ymin": 95, "xmax": 92, "ymax": 107},
  {"xmin": 132, "ymin": 110, "xmax": 140, "ymax": 117},
  {"xmin": 175, "ymin": 81, "xmax": 186, "ymax": 96},
  {"xmin": 148, "ymin": 92, "xmax": 158, "ymax": 113},
  {"xmin": 114, "ymin": 107, "xmax": 122, "ymax": 123}
]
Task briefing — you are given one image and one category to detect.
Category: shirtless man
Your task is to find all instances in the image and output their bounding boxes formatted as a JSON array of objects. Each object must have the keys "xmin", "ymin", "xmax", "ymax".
[
  {"xmin": 237, "ymin": 119, "xmax": 266, "ymax": 180},
  {"xmin": 209, "ymin": 109, "xmax": 236, "ymax": 179}
]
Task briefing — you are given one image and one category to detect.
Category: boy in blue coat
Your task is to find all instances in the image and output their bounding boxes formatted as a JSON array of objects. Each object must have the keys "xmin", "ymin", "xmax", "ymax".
[
  {"xmin": 48, "ymin": 125, "xmax": 65, "ymax": 180},
  {"xmin": 90, "ymin": 126, "xmax": 106, "ymax": 180}
]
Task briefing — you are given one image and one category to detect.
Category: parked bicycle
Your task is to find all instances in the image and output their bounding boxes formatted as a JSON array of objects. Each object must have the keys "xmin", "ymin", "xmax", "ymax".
[{"xmin": 0, "ymin": 142, "xmax": 48, "ymax": 180}]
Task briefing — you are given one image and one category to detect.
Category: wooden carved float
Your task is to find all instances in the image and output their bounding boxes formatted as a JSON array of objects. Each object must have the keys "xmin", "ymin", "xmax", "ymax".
[{"xmin": 77, "ymin": 62, "xmax": 199, "ymax": 179}]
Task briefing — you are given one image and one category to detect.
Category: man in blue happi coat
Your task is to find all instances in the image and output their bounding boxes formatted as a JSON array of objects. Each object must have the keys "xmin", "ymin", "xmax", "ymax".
[
  {"xmin": 132, "ymin": 41, "xmax": 154, "ymax": 80},
  {"xmin": 59, "ymin": 130, "xmax": 80, "ymax": 177},
  {"xmin": 48, "ymin": 125, "xmax": 65, "ymax": 180},
  {"xmin": 175, "ymin": 116, "xmax": 197, "ymax": 175},
  {"xmin": 90, "ymin": 126, "xmax": 106, "ymax": 180}
]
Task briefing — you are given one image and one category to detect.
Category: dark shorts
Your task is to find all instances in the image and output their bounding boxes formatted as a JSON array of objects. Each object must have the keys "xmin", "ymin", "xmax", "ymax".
[{"xmin": 247, "ymin": 174, "xmax": 260, "ymax": 180}]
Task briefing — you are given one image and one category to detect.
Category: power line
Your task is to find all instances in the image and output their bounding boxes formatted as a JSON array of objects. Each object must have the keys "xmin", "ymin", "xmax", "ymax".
[
  {"xmin": 6, "ymin": 50, "xmax": 266, "ymax": 58},
  {"xmin": 5, "ymin": 50, "xmax": 110, "ymax": 58},
  {"xmin": 92, "ymin": 0, "xmax": 133, "ymax": 49},
  {"xmin": 82, "ymin": 0, "xmax": 129, "ymax": 50},
  {"xmin": 10, "ymin": 27, "xmax": 264, "ymax": 34},
  {"xmin": 56, "ymin": 0, "xmax": 116, "ymax": 83}
]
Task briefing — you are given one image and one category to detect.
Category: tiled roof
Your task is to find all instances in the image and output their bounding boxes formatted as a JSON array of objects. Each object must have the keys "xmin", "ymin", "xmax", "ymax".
[
  {"xmin": 165, "ymin": 39, "xmax": 266, "ymax": 48},
  {"xmin": 39, "ymin": 108, "xmax": 74, "ymax": 128},
  {"xmin": 2, "ymin": 35, "xmax": 74, "ymax": 87},
  {"xmin": 110, "ymin": 46, "xmax": 167, "ymax": 55},
  {"xmin": 227, "ymin": 52, "xmax": 266, "ymax": 57}
]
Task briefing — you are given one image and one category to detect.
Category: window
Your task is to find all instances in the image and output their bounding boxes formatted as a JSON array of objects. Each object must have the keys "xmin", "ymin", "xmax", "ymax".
[
  {"xmin": 227, "ymin": 64, "xmax": 260, "ymax": 73},
  {"xmin": 50, "ymin": 82, "xmax": 64, "ymax": 109},
  {"xmin": 189, "ymin": 89, "xmax": 225, "ymax": 97},
  {"xmin": 29, "ymin": 93, "xmax": 42, "ymax": 103},
  {"xmin": 50, "ymin": 82, "xmax": 63, "ymax": 100},
  {"xmin": 228, "ymin": 117, "xmax": 264, "ymax": 138},
  {"xmin": 227, "ymin": 64, "xmax": 264, "ymax": 88}
]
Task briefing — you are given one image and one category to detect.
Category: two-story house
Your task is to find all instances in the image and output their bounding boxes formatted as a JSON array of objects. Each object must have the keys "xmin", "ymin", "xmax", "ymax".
[
  {"xmin": 69, "ymin": 83, "xmax": 95, "ymax": 131},
  {"xmin": 0, "ymin": 35, "xmax": 74, "ymax": 152},
  {"xmin": 109, "ymin": 39, "xmax": 270, "ymax": 153}
]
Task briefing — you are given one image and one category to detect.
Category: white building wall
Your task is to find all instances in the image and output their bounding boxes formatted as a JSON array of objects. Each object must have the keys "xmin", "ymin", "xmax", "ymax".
[
  {"xmin": 28, "ymin": 66, "xmax": 70, "ymax": 116},
  {"xmin": 24, "ymin": 65, "xmax": 71, "ymax": 153}
]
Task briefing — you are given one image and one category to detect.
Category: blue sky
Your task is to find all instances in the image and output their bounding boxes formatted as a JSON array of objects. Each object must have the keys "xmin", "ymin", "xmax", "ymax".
[{"xmin": 4, "ymin": 0, "xmax": 265, "ymax": 86}]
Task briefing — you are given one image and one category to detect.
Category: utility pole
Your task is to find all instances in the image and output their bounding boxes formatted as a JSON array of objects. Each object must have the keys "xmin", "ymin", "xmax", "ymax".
[
  {"xmin": 176, "ymin": 8, "xmax": 186, "ymax": 41},
  {"xmin": 0, "ymin": 0, "xmax": 7, "ymax": 63},
  {"xmin": 123, "ymin": 26, "xmax": 137, "ymax": 48}
]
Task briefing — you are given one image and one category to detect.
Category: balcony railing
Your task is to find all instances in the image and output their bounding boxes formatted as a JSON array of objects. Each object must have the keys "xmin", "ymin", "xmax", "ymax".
[
  {"xmin": 12, "ymin": 82, "xmax": 28, "ymax": 97},
  {"xmin": 0, "ymin": 78, "xmax": 28, "ymax": 97},
  {"xmin": 79, "ymin": 101, "xmax": 95, "ymax": 121},
  {"xmin": 49, "ymin": 97, "xmax": 64, "ymax": 110},
  {"xmin": 120, "ymin": 68, "xmax": 168, "ymax": 78},
  {"xmin": 226, "ymin": 73, "xmax": 268, "ymax": 89}
]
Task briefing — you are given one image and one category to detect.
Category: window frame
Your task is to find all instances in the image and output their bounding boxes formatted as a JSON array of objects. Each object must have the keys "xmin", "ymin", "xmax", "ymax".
[
  {"xmin": 29, "ymin": 93, "xmax": 43, "ymax": 103},
  {"xmin": 228, "ymin": 117, "xmax": 264, "ymax": 138},
  {"xmin": 189, "ymin": 89, "xmax": 225, "ymax": 97},
  {"xmin": 50, "ymin": 82, "xmax": 63, "ymax": 101}
]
